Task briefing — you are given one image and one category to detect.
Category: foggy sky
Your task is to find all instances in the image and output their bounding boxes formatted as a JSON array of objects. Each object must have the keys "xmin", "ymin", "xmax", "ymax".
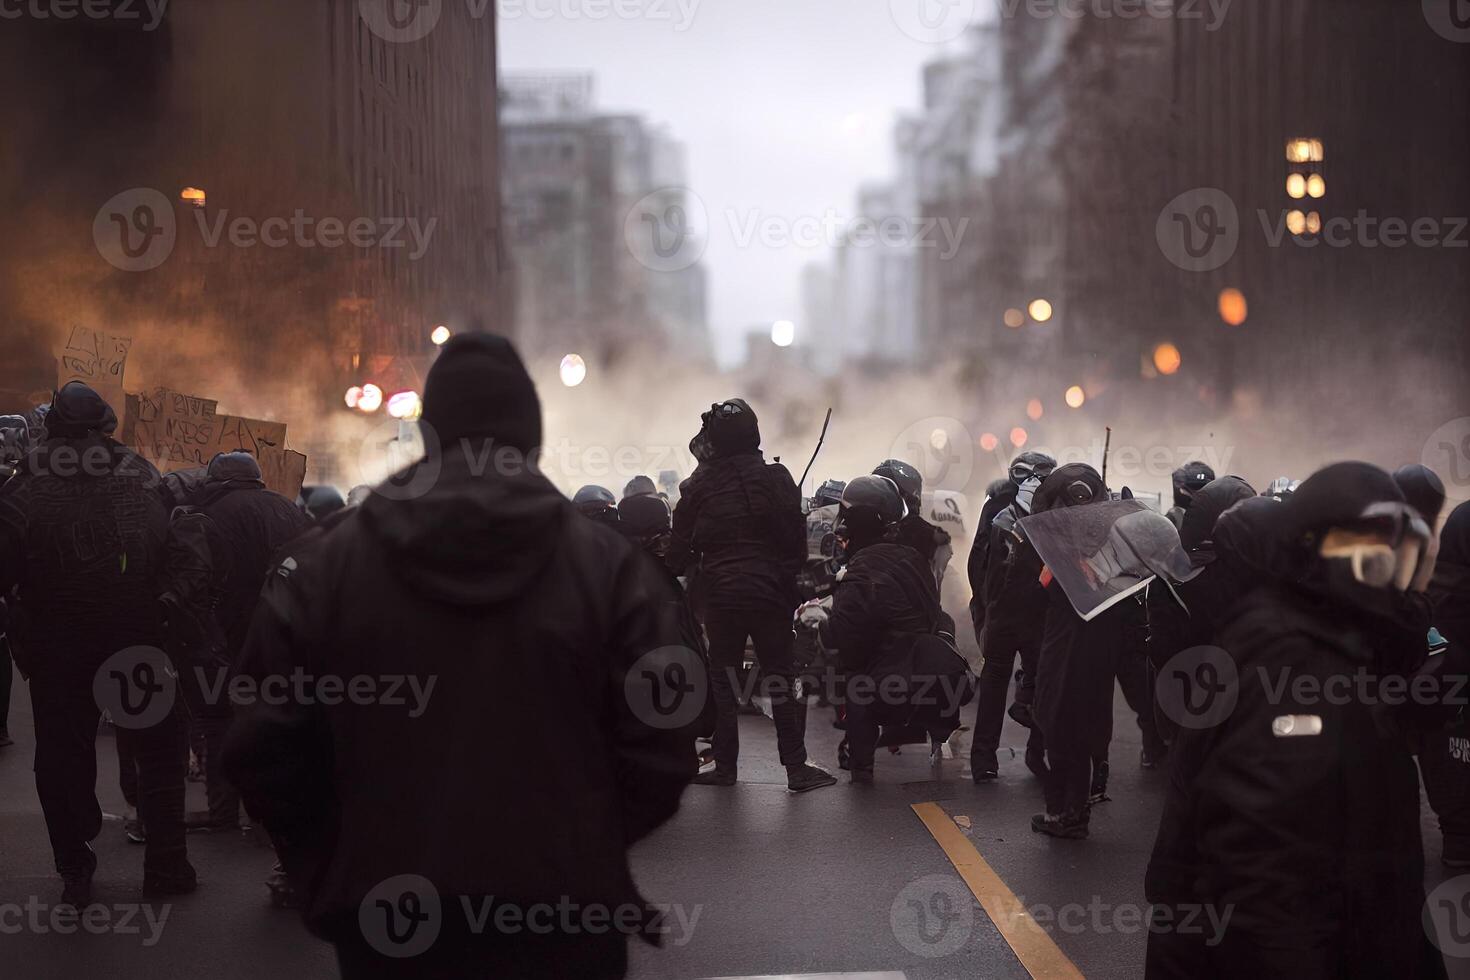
[{"xmin": 498, "ymin": 0, "xmax": 976, "ymax": 365}]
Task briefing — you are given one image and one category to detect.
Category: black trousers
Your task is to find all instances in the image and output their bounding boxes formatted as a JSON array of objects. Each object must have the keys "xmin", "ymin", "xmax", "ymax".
[
  {"xmin": 182, "ymin": 664, "xmax": 240, "ymax": 823},
  {"xmin": 0, "ymin": 639, "xmax": 12, "ymax": 734},
  {"xmin": 704, "ymin": 605, "xmax": 808, "ymax": 769},
  {"xmin": 970, "ymin": 639, "xmax": 1037, "ymax": 769},
  {"xmin": 1040, "ymin": 750, "xmax": 1092, "ymax": 816},
  {"xmin": 31, "ymin": 671, "xmax": 189, "ymax": 876},
  {"xmin": 1420, "ymin": 729, "xmax": 1470, "ymax": 856},
  {"xmin": 1117, "ymin": 646, "xmax": 1165, "ymax": 756}
]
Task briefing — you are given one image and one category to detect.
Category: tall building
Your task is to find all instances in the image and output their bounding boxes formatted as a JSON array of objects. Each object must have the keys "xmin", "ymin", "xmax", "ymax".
[
  {"xmin": 0, "ymin": 0, "xmax": 508, "ymax": 479},
  {"xmin": 500, "ymin": 73, "xmax": 710, "ymax": 367}
]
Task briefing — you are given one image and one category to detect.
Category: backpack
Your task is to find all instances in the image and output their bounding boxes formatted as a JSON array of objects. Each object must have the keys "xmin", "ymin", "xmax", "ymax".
[{"xmin": 160, "ymin": 505, "xmax": 231, "ymax": 669}]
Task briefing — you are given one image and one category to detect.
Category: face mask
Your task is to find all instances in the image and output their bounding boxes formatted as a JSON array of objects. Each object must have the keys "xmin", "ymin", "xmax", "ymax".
[
  {"xmin": 1320, "ymin": 541, "xmax": 1399, "ymax": 588},
  {"xmin": 1015, "ymin": 476, "xmax": 1043, "ymax": 514}
]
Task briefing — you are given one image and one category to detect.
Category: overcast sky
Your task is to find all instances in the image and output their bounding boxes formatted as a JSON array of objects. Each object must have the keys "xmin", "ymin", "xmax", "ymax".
[{"xmin": 498, "ymin": 0, "xmax": 980, "ymax": 363}]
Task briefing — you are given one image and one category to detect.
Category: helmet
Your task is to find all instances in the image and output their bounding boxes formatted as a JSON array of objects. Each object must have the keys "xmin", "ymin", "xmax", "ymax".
[
  {"xmin": 0, "ymin": 415, "xmax": 32, "ymax": 469},
  {"xmin": 836, "ymin": 475, "xmax": 906, "ymax": 548},
  {"xmin": 1009, "ymin": 451, "xmax": 1057, "ymax": 515},
  {"xmin": 813, "ymin": 478, "xmax": 847, "ymax": 508},
  {"xmin": 1171, "ymin": 461, "xmax": 1216, "ymax": 508},
  {"xmin": 872, "ymin": 459, "xmax": 923, "ymax": 512},
  {"xmin": 573, "ymin": 485, "xmax": 619, "ymax": 526}
]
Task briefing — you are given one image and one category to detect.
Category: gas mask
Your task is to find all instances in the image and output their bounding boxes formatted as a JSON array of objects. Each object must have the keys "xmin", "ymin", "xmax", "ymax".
[
  {"xmin": 1011, "ymin": 459, "xmax": 1055, "ymax": 515},
  {"xmin": 1318, "ymin": 502, "xmax": 1432, "ymax": 592},
  {"xmin": 688, "ymin": 401, "xmax": 748, "ymax": 463}
]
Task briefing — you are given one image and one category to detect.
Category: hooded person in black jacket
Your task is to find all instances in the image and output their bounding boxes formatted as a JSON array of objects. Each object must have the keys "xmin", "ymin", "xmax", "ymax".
[
  {"xmin": 670, "ymin": 399, "xmax": 835, "ymax": 793},
  {"xmin": 968, "ymin": 452, "xmax": 1056, "ymax": 781},
  {"xmin": 1155, "ymin": 462, "xmax": 1446, "ymax": 978},
  {"xmin": 222, "ymin": 334, "xmax": 697, "ymax": 980},
  {"xmin": 179, "ymin": 451, "xmax": 308, "ymax": 831},
  {"xmin": 0, "ymin": 382, "xmax": 195, "ymax": 906}
]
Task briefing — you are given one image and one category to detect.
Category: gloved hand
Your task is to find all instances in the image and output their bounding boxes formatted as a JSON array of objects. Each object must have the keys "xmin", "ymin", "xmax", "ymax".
[{"xmin": 797, "ymin": 598, "xmax": 831, "ymax": 629}]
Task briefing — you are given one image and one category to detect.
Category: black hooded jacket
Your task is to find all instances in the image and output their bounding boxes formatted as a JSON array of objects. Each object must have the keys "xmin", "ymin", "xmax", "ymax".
[
  {"xmin": 669, "ymin": 452, "xmax": 805, "ymax": 613},
  {"xmin": 222, "ymin": 339, "xmax": 695, "ymax": 944},
  {"xmin": 825, "ymin": 541, "xmax": 944, "ymax": 675}
]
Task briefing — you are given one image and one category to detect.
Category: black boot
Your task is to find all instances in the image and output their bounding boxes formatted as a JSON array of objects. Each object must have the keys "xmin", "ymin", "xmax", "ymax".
[
  {"xmin": 692, "ymin": 768, "xmax": 736, "ymax": 786},
  {"xmin": 57, "ymin": 843, "xmax": 97, "ymax": 911},
  {"xmin": 786, "ymin": 764, "xmax": 837, "ymax": 793},
  {"xmin": 1031, "ymin": 809, "xmax": 1089, "ymax": 840}
]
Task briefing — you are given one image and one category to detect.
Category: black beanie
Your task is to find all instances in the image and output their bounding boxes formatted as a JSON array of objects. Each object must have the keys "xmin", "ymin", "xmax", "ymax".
[{"xmin": 421, "ymin": 333, "xmax": 542, "ymax": 452}]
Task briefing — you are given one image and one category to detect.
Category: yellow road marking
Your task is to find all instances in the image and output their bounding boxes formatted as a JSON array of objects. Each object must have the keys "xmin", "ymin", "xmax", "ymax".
[{"xmin": 911, "ymin": 802, "xmax": 1085, "ymax": 980}]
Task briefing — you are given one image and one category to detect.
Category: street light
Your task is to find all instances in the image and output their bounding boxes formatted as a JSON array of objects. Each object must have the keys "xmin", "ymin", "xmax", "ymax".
[
  {"xmin": 979, "ymin": 432, "xmax": 1000, "ymax": 452},
  {"xmin": 560, "ymin": 353, "xmax": 587, "ymax": 387},
  {"xmin": 1028, "ymin": 299, "xmax": 1053, "ymax": 323},
  {"xmin": 344, "ymin": 386, "xmax": 364, "ymax": 409},
  {"xmin": 1026, "ymin": 398, "xmax": 1043, "ymax": 421},
  {"xmin": 1218, "ymin": 288, "xmax": 1248, "ymax": 326},
  {"xmin": 1065, "ymin": 385, "xmax": 1086, "ymax": 409},
  {"xmin": 387, "ymin": 390, "xmax": 422, "ymax": 420},
  {"xmin": 1009, "ymin": 427, "xmax": 1028, "ymax": 447},
  {"xmin": 358, "ymin": 383, "xmax": 383, "ymax": 413},
  {"xmin": 1003, "ymin": 308, "xmax": 1025, "ymax": 329},
  {"xmin": 430, "ymin": 325, "xmax": 451, "ymax": 346},
  {"xmin": 771, "ymin": 320, "xmax": 796, "ymax": 347},
  {"xmin": 1153, "ymin": 343, "xmax": 1182, "ymax": 376}
]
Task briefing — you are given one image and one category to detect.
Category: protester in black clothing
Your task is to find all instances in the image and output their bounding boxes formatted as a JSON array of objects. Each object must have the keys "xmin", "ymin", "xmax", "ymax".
[
  {"xmin": 622, "ymin": 474, "xmax": 658, "ymax": 500},
  {"xmin": 872, "ymin": 458, "xmax": 953, "ymax": 589},
  {"xmin": 574, "ymin": 484, "xmax": 621, "ymax": 528},
  {"xmin": 1422, "ymin": 501, "xmax": 1470, "ymax": 866},
  {"xmin": 1151, "ymin": 462, "xmax": 1445, "ymax": 977},
  {"xmin": 0, "ymin": 382, "xmax": 194, "ymax": 907},
  {"xmin": 0, "ymin": 414, "xmax": 28, "ymax": 748},
  {"xmin": 1164, "ymin": 460, "xmax": 1215, "ymax": 531},
  {"xmin": 670, "ymin": 399, "xmax": 835, "ymax": 793},
  {"xmin": 968, "ymin": 452, "xmax": 1055, "ymax": 780},
  {"xmin": 176, "ymin": 452, "xmax": 308, "ymax": 831},
  {"xmin": 223, "ymin": 334, "xmax": 696, "ymax": 980}
]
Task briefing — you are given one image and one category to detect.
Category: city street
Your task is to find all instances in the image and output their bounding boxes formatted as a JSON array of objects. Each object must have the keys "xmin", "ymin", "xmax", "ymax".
[{"xmin": 3, "ymin": 683, "xmax": 1465, "ymax": 979}]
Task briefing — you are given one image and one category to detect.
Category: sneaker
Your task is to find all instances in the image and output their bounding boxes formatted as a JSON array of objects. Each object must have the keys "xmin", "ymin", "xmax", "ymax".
[
  {"xmin": 1089, "ymin": 760, "xmax": 1111, "ymax": 805},
  {"xmin": 972, "ymin": 768, "xmax": 999, "ymax": 783},
  {"xmin": 57, "ymin": 843, "xmax": 97, "ymax": 912},
  {"xmin": 143, "ymin": 864, "xmax": 198, "ymax": 897},
  {"xmin": 1007, "ymin": 701, "xmax": 1035, "ymax": 729},
  {"xmin": 124, "ymin": 815, "xmax": 147, "ymax": 845},
  {"xmin": 1030, "ymin": 811, "xmax": 1089, "ymax": 840},
  {"xmin": 837, "ymin": 737, "xmax": 851, "ymax": 771},
  {"xmin": 691, "ymin": 769, "xmax": 736, "ymax": 787},
  {"xmin": 786, "ymin": 764, "xmax": 837, "ymax": 794},
  {"xmin": 1140, "ymin": 745, "xmax": 1170, "ymax": 770}
]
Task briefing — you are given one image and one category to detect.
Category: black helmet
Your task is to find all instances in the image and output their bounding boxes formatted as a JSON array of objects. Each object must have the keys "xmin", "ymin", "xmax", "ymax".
[
  {"xmin": 0, "ymin": 415, "xmax": 31, "ymax": 468},
  {"xmin": 836, "ymin": 474, "xmax": 906, "ymax": 548},
  {"xmin": 1171, "ymin": 460, "xmax": 1216, "ymax": 508},
  {"xmin": 813, "ymin": 478, "xmax": 847, "ymax": 508},
  {"xmin": 573, "ymin": 485, "xmax": 620, "ymax": 526},
  {"xmin": 872, "ymin": 459, "xmax": 923, "ymax": 511}
]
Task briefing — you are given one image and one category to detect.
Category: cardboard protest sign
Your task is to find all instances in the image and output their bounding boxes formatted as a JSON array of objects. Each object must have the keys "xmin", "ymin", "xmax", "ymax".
[
  {"xmin": 56, "ymin": 326, "xmax": 132, "ymax": 418},
  {"xmin": 1019, "ymin": 500, "xmax": 1197, "ymax": 622},
  {"xmin": 121, "ymin": 387, "xmax": 306, "ymax": 500}
]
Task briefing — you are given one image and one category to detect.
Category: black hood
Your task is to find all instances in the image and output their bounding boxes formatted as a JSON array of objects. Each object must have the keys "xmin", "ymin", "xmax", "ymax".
[
  {"xmin": 420, "ymin": 333, "xmax": 542, "ymax": 453},
  {"xmin": 359, "ymin": 450, "xmax": 568, "ymax": 606},
  {"xmin": 46, "ymin": 381, "xmax": 117, "ymax": 438},
  {"xmin": 1180, "ymin": 476, "xmax": 1256, "ymax": 554},
  {"xmin": 1440, "ymin": 499, "xmax": 1470, "ymax": 570},
  {"xmin": 1214, "ymin": 495, "xmax": 1286, "ymax": 582},
  {"xmin": 690, "ymin": 398, "xmax": 761, "ymax": 461},
  {"xmin": 1392, "ymin": 464, "xmax": 1447, "ymax": 526}
]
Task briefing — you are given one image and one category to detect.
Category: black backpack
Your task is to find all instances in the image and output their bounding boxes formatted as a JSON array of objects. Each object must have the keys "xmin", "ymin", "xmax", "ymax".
[{"xmin": 160, "ymin": 505, "xmax": 231, "ymax": 668}]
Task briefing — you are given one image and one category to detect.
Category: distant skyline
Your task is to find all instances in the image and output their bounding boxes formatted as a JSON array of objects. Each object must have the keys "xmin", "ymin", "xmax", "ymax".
[{"xmin": 498, "ymin": 0, "xmax": 983, "ymax": 364}]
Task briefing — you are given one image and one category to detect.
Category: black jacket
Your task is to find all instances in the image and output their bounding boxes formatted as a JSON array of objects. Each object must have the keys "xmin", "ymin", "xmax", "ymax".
[
  {"xmin": 668, "ymin": 452, "xmax": 805, "ymax": 613},
  {"xmin": 0, "ymin": 435, "xmax": 167, "ymax": 679},
  {"xmin": 981, "ymin": 517, "xmax": 1049, "ymax": 662},
  {"xmin": 825, "ymin": 542, "xmax": 943, "ymax": 674},
  {"xmin": 222, "ymin": 453, "xmax": 696, "ymax": 941}
]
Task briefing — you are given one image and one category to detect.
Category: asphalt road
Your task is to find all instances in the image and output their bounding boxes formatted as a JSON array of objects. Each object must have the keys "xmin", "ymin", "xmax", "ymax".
[{"xmin": 2, "ymin": 673, "xmax": 1468, "ymax": 979}]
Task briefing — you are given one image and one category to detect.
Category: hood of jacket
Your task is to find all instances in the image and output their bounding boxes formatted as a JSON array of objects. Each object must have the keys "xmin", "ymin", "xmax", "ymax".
[{"xmin": 358, "ymin": 450, "xmax": 569, "ymax": 606}]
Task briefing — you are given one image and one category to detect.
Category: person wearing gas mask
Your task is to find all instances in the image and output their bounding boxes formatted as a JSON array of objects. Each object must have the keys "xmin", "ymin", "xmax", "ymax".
[
  {"xmin": 1164, "ymin": 460, "xmax": 1215, "ymax": 531},
  {"xmin": 669, "ymin": 399, "xmax": 834, "ymax": 793},
  {"xmin": 0, "ymin": 383, "xmax": 195, "ymax": 908},
  {"xmin": 872, "ymin": 459, "xmax": 953, "ymax": 591},
  {"xmin": 816, "ymin": 476, "xmax": 964, "ymax": 783},
  {"xmin": 573, "ymin": 485, "xmax": 621, "ymax": 529},
  {"xmin": 967, "ymin": 451, "xmax": 1055, "ymax": 781},
  {"xmin": 1177, "ymin": 462, "xmax": 1445, "ymax": 977},
  {"xmin": 0, "ymin": 415, "xmax": 32, "ymax": 748}
]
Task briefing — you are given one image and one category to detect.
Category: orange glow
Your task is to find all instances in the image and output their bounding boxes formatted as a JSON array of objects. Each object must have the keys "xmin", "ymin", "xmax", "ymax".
[
  {"xmin": 1286, "ymin": 174, "xmax": 1306, "ymax": 199},
  {"xmin": 1286, "ymin": 138, "xmax": 1324, "ymax": 163},
  {"xmin": 1306, "ymin": 174, "xmax": 1325, "ymax": 199},
  {"xmin": 979, "ymin": 432, "xmax": 1000, "ymax": 452},
  {"xmin": 1027, "ymin": 299, "xmax": 1053, "ymax": 323},
  {"xmin": 1218, "ymin": 287, "xmax": 1248, "ymax": 326},
  {"xmin": 1009, "ymin": 427, "xmax": 1028, "ymax": 448},
  {"xmin": 358, "ymin": 383, "xmax": 383, "ymax": 413},
  {"xmin": 180, "ymin": 187, "xmax": 206, "ymax": 208},
  {"xmin": 1003, "ymin": 308, "xmax": 1025, "ymax": 329},
  {"xmin": 344, "ymin": 386, "xmax": 363, "ymax": 409},
  {"xmin": 1153, "ymin": 343, "xmax": 1182, "ymax": 376},
  {"xmin": 1026, "ymin": 398, "xmax": 1043, "ymax": 421},
  {"xmin": 1065, "ymin": 385, "xmax": 1086, "ymax": 409},
  {"xmin": 1286, "ymin": 210, "xmax": 1307, "ymax": 235}
]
